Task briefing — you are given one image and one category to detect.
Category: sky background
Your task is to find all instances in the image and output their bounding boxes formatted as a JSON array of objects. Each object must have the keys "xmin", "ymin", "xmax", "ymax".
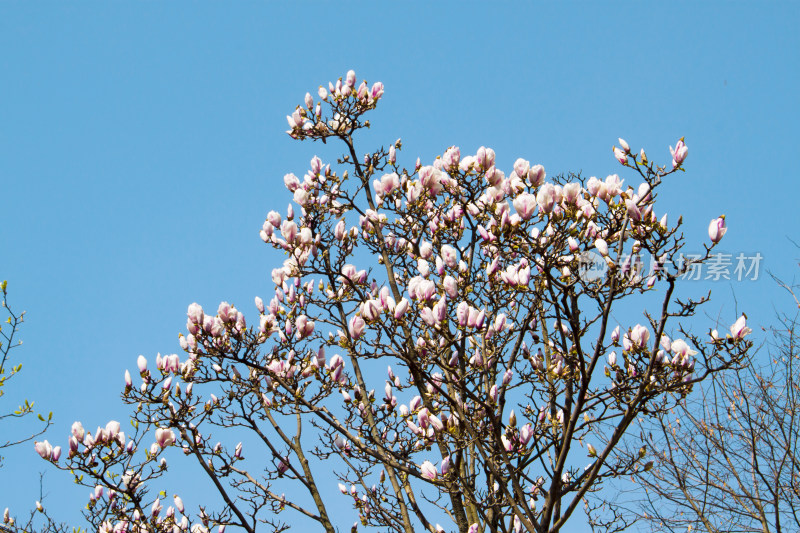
[{"xmin": 1, "ymin": 2, "xmax": 799, "ymax": 531}]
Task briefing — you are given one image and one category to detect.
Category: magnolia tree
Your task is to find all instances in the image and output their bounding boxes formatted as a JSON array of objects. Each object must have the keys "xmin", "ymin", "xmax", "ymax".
[{"xmin": 28, "ymin": 71, "xmax": 753, "ymax": 533}]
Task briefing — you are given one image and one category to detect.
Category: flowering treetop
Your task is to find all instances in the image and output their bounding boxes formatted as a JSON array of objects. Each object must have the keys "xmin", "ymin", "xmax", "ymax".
[{"xmin": 28, "ymin": 70, "xmax": 751, "ymax": 533}]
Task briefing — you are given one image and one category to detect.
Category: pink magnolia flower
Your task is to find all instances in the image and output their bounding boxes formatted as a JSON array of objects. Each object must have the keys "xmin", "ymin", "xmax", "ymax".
[
  {"xmin": 512, "ymin": 193, "xmax": 537, "ymax": 220},
  {"xmin": 429, "ymin": 414, "xmax": 444, "ymax": 433},
  {"xmin": 567, "ymin": 237, "xmax": 579, "ymax": 252},
  {"xmin": 443, "ymin": 146, "xmax": 460, "ymax": 171},
  {"xmin": 418, "ymin": 408, "xmax": 431, "ymax": 429},
  {"xmin": 476, "ymin": 146, "xmax": 496, "ymax": 169},
  {"xmin": 34, "ymin": 440, "xmax": 53, "ymax": 460},
  {"xmin": 595, "ymin": 238, "xmax": 609, "ymax": 257},
  {"xmin": 394, "ymin": 298, "xmax": 409, "ymax": 319},
  {"xmin": 72, "ymin": 421, "xmax": 86, "ymax": 441},
  {"xmin": 155, "ymin": 428, "xmax": 176, "ymax": 448},
  {"xmin": 671, "ymin": 339, "xmax": 698, "ymax": 358},
  {"xmin": 519, "ymin": 424, "xmax": 534, "ymax": 446},
  {"xmin": 618, "ymin": 138, "xmax": 630, "ymax": 154},
  {"xmin": 730, "ymin": 314, "xmax": 752, "ymax": 339},
  {"xmin": 670, "ymin": 138, "xmax": 688, "ymax": 167},
  {"xmin": 529, "ymin": 164, "xmax": 546, "ymax": 187},
  {"xmin": 708, "ymin": 216, "xmax": 727, "ymax": 243},
  {"xmin": 440, "ymin": 245, "xmax": 458, "ymax": 268},
  {"xmin": 613, "ymin": 146, "xmax": 627, "ymax": 165},
  {"xmin": 345, "ymin": 70, "xmax": 356, "ymax": 88},
  {"xmin": 348, "ymin": 315, "xmax": 366, "ymax": 340},
  {"xmin": 277, "ymin": 458, "xmax": 290, "ymax": 475},
  {"xmin": 536, "ymin": 183, "xmax": 557, "ymax": 214},
  {"xmin": 629, "ymin": 324, "xmax": 650, "ymax": 349},
  {"xmin": 174, "ymin": 496, "xmax": 184, "ymax": 514},
  {"xmin": 420, "ymin": 460, "xmax": 437, "ymax": 481},
  {"xmin": 625, "ymin": 199, "xmax": 642, "ymax": 222},
  {"xmin": 440, "ymin": 456, "xmax": 451, "ymax": 476}
]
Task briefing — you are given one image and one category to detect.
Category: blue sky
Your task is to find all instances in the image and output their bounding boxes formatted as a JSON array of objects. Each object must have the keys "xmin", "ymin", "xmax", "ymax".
[{"xmin": 1, "ymin": 2, "xmax": 798, "ymax": 531}]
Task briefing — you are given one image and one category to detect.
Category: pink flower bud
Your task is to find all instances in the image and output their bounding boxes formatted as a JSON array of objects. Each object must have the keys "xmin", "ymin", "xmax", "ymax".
[
  {"xmin": 625, "ymin": 199, "xmax": 641, "ymax": 221},
  {"xmin": 443, "ymin": 146, "xmax": 460, "ymax": 171},
  {"xmin": 34, "ymin": 440, "xmax": 52, "ymax": 460},
  {"xmin": 418, "ymin": 408, "xmax": 430, "ymax": 429},
  {"xmin": 708, "ymin": 216, "xmax": 727, "ymax": 244},
  {"xmin": 670, "ymin": 138, "xmax": 688, "ymax": 167},
  {"xmin": 567, "ymin": 237, "xmax": 579, "ymax": 252},
  {"xmin": 489, "ymin": 384, "xmax": 498, "ymax": 403},
  {"xmin": 137, "ymin": 356, "xmax": 147, "ymax": 373},
  {"xmin": 409, "ymin": 395, "xmax": 422, "ymax": 413},
  {"xmin": 371, "ymin": 82, "xmax": 384, "ymax": 100},
  {"xmin": 187, "ymin": 303, "xmax": 204, "ymax": 324},
  {"xmin": 519, "ymin": 424, "xmax": 533, "ymax": 446},
  {"xmin": 512, "ymin": 192, "xmax": 537, "ymax": 220},
  {"xmin": 613, "ymin": 147, "xmax": 627, "ymax": 165},
  {"xmin": 277, "ymin": 458, "xmax": 290, "ymax": 475},
  {"xmin": 475, "ymin": 309, "xmax": 485, "ymax": 329},
  {"xmin": 440, "ymin": 456, "xmax": 451, "ymax": 476},
  {"xmin": 72, "ymin": 421, "xmax": 86, "ymax": 441},
  {"xmin": 348, "ymin": 315, "xmax": 366, "ymax": 340},
  {"xmin": 536, "ymin": 183, "xmax": 556, "ymax": 214},
  {"xmin": 394, "ymin": 298, "xmax": 409, "ymax": 319}
]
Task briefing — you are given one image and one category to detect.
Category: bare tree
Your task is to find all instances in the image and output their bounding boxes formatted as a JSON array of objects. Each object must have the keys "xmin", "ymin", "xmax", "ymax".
[
  {"xmin": 613, "ymin": 271, "xmax": 800, "ymax": 533},
  {"xmin": 1, "ymin": 282, "xmax": 70, "ymax": 532},
  {"xmin": 0, "ymin": 281, "xmax": 50, "ymax": 457}
]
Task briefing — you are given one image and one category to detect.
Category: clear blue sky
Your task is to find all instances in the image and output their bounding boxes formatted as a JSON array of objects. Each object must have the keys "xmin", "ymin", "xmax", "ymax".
[{"xmin": 1, "ymin": 2, "xmax": 798, "ymax": 531}]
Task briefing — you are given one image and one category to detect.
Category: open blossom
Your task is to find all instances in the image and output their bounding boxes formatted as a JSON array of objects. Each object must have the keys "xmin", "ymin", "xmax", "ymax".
[
  {"xmin": 730, "ymin": 314, "xmax": 752, "ymax": 339},
  {"xmin": 513, "ymin": 193, "xmax": 537, "ymax": 220},
  {"xmin": 155, "ymin": 428, "xmax": 176, "ymax": 448},
  {"xmin": 420, "ymin": 460, "xmax": 437, "ymax": 481},
  {"xmin": 708, "ymin": 216, "xmax": 726, "ymax": 243},
  {"xmin": 671, "ymin": 339, "xmax": 698, "ymax": 358}
]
